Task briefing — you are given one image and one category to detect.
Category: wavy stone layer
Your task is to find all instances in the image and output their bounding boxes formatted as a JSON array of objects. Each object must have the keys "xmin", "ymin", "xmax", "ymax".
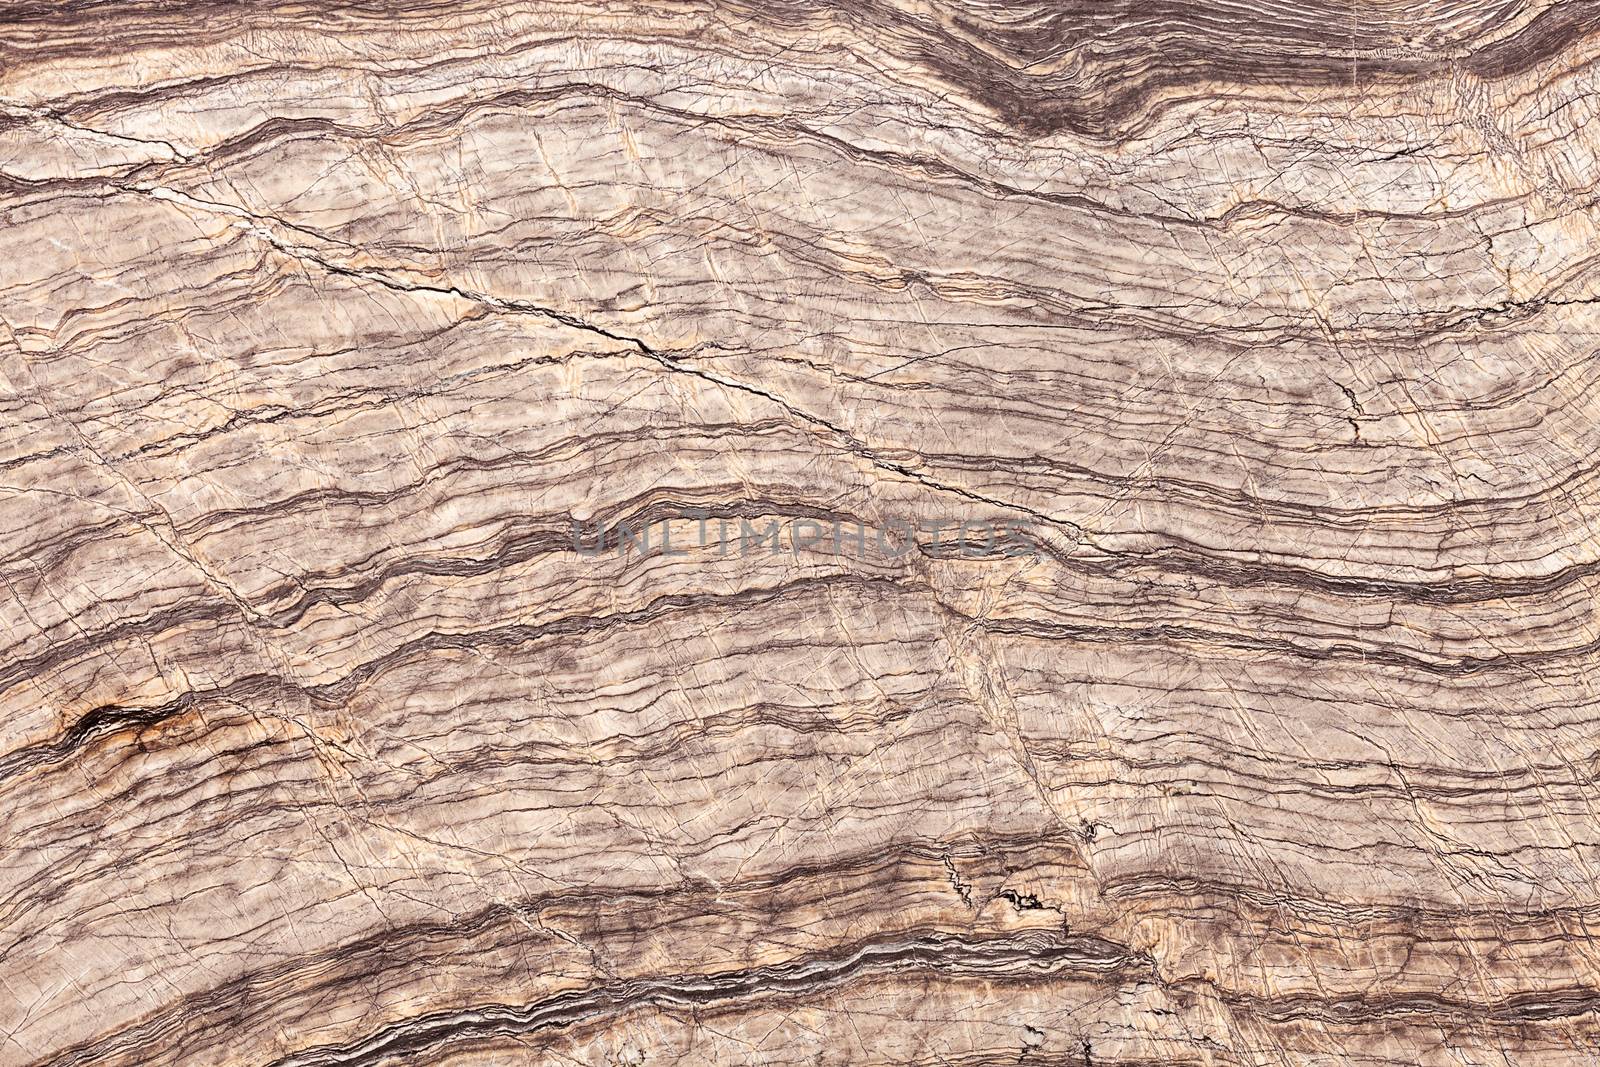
[{"xmin": 3, "ymin": 1, "xmax": 1599, "ymax": 1064}]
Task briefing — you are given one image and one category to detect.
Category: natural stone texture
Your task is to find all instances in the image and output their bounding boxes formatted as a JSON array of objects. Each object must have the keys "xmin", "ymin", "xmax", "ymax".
[{"xmin": 2, "ymin": 2, "xmax": 1599, "ymax": 1064}]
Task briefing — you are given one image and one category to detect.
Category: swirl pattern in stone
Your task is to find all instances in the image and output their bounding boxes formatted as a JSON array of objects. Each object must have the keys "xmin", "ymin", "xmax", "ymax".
[{"xmin": 3, "ymin": 1, "xmax": 1600, "ymax": 1064}]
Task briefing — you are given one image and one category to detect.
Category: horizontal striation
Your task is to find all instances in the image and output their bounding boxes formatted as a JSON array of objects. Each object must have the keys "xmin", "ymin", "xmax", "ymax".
[{"xmin": 1, "ymin": 1, "xmax": 1598, "ymax": 1065}]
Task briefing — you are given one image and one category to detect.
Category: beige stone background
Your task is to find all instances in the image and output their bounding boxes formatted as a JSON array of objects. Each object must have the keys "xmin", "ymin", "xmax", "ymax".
[{"xmin": 2, "ymin": 1, "xmax": 1599, "ymax": 1063}]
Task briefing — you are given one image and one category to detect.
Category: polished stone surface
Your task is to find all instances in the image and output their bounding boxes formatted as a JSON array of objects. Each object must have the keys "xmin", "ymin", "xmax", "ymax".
[{"xmin": 3, "ymin": 2, "xmax": 1600, "ymax": 1063}]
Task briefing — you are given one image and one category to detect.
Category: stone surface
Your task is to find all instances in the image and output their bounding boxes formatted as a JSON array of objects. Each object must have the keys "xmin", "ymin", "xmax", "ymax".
[{"xmin": 3, "ymin": 2, "xmax": 1600, "ymax": 1064}]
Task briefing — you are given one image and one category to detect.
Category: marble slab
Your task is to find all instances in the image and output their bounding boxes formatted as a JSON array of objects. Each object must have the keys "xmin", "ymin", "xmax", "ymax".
[{"xmin": 3, "ymin": 1, "xmax": 1600, "ymax": 1063}]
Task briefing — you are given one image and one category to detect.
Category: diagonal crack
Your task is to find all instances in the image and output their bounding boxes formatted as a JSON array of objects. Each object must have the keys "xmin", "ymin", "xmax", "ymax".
[{"xmin": 126, "ymin": 180, "xmax": 1088, "ymax": 544}]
